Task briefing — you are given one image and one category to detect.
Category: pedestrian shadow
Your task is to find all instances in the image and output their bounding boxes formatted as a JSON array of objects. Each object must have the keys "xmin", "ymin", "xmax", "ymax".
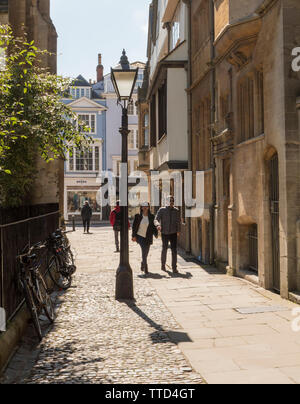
[
  {"xmin": 166, "ymin": 270, "xmax": 193, "ymax": 279},
  {"xmin": 123, "ymin": 301, "xmax": 193, "ymax": 346},
  {"xmin": 137, "ymin": 273, "xmax": 168, "ymax": 280}
]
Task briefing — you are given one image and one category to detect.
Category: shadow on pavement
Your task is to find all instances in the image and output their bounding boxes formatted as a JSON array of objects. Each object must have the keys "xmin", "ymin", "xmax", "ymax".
[
  {"xmin": 166, "ymin": 270, "xmax": 193, "ymax": 279},
  {"xmin": 137, "ymin": 273, "xmax": 168, "ymax": 280},
  {"xmin": 123, "ymin": 301, "xmax": 193, "ymax": 345},
  {"xmin": 178, "ymin": 250, "xmax": 225, "ymax": 276}
]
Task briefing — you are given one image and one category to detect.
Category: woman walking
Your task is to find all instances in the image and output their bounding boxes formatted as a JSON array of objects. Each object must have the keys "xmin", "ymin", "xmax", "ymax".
[{"xmin": 132, "ymin": 202, "xmax": 158, "ymax": 275}]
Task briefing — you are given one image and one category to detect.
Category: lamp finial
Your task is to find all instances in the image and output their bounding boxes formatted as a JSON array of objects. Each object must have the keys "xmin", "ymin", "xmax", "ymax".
[{"xmin": 120, "ymin": 49, "xmax": 130, "ymax": 70}]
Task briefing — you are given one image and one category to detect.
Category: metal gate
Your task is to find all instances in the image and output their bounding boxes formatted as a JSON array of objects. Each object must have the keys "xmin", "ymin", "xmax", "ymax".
[{"xmin": 270, "ymin": 154, "xmax": 280, "ymax": 292}]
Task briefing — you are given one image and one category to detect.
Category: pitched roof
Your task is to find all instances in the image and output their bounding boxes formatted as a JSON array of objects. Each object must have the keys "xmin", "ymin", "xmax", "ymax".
[{"xmin": 72, "ymin": 75, "xmax": 91, "ymax": 87}]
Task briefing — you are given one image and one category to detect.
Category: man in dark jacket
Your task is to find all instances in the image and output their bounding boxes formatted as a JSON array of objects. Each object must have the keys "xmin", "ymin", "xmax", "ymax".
[
  {"xmin": 81, "ymin": 200, "xmax": 92, "ymax": 234},
  {"xmin": 155, "ymin": 196, "xmax": 181, "ymax": 274}
]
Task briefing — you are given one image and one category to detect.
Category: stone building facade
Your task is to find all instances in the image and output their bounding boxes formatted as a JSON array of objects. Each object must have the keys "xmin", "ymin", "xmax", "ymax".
[
  {"xmin": 5, "ymin": 1, "xmax": 63, "ymax": 217},
  {"xmin": 139, "ymin": 0, "xmax": 300, "ymax": 300},
  {"xmin": 188, "ymin": 0, "xmax": 300, "ymax": 299},
  {"xmin": 189, "ymin": 0, "xmax": 214, "ymax": 264}
]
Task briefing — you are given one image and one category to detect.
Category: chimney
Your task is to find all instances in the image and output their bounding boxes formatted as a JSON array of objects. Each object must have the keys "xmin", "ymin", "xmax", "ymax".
[{"xmin": 96, "ymin": 53, "xmax": 104, "ymax": 83}]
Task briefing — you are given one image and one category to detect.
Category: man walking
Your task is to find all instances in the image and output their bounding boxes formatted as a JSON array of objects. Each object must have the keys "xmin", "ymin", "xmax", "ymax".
[
  {"xmin": 81, "ymin": 200, "xmax": 92, "ymax": 234},
  {"xmin": 110, "ymin": 201, "xmax": 122, "ymax": 253},
  {"xmin": 155, "ymin": 196, "xmax": 181, "ymax": 274}
]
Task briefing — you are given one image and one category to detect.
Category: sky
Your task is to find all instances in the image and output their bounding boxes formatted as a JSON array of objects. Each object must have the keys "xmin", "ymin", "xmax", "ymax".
[{"xmin": 50, "ymin": 0, "xmax": 151, "ymax": 81}]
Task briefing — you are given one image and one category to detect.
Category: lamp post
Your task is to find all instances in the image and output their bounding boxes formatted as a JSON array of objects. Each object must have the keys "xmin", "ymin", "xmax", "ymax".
[{"xmin": 111, "ymin": 50, "xmax": 138, "ymax": 300}]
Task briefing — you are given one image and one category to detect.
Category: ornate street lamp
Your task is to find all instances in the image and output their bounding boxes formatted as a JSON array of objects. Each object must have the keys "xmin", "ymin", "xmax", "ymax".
[{"xmin": 111, "ymin": 50, "xmax": 138, "ymax": 300}]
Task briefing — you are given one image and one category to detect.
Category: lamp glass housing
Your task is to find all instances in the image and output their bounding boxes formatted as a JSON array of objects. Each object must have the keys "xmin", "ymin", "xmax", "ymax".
[{"xmin": 111, "ymin": 68, "xmax": 138, "ymax": 101}]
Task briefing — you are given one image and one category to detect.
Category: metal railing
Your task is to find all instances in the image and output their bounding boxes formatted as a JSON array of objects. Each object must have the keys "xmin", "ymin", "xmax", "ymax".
[{"xmin": 0, "ymin": 204, "xmax": 59, "ymax": 322}]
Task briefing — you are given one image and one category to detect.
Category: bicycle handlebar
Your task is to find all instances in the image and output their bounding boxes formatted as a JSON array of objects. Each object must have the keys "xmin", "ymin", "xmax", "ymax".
[{"xmin": 17, "ymin": 242, "xmax": 46, "ymax": 262}]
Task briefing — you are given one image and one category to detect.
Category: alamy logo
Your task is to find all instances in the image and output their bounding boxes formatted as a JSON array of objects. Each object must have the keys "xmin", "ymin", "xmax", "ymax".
[
  {"xmin": 291, "ymin": 308, "xmax": 300, "ymax": 333},
  {"xmin": 96, "ymin": 168, "xmax": 206, "ymax": 218},
  {"xmin": 0, "ymin": 307, "xmax": 6, "ymax": 332},
  {"xmin": 292, "ymin": 48, "xmax": 300, "ymax": 72}
]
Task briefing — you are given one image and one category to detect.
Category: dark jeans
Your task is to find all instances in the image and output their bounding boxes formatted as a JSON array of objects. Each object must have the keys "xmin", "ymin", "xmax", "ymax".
[
  {"xmin": 136, "ymin": 235, "xmax": 151, "ymax": 269},
  {"xmin": 114, "ymin": 229, "xmax": 120, "ymax": 250},
  {"xmin": 83, "ymin": 219, "xmax": 90, "ymax": 232},
  {"xmin": 161, "ymin": 233, "xmax": 178, "ymax": 270}
]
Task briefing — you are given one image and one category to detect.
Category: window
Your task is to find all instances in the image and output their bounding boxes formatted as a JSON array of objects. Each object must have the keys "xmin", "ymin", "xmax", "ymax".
[
  {"xmin": 257, "ymin": 71, "xmax": 264, "ymax": 135},
  {"xmin": 67, "ymin": 191, "xmax": 101, "ymax": 214},
  {"xmin": 156, "ymin": 9, "xmax": 160, "ymax": 40},
  {"xmin": 238, "ymin": 76, "xmax": 254, "ymax": 143},
  {"xmin": 76, "ymin": 148, "xmax": 93, "ymax": 171},
  {"xmin": 158, "ymin": 82, "xmax": 167, "ymax": 140},
  {"xmin": 150, "ymin": 95, "xmax": 157, "ymax": 147},
  {"xmin": 171, "ymin": 22, "xmax": 180, "ymax": 50},
  {"xmin": 143, "ymin": 113, "xmax": 149, "ymax": 147},
  {"xmin": 194, "ymin": 98, "xmax": 211, "ymax": 171},
  {"xmin": 219, "ymin": 93, "xmax": 229, "ymax": 132},
  {"xmin": 71, "ymin": 87, "xmax": 91, "ymax": 99},
  {"xmin": 135, "ymin": 81, "xmax": 143, "ymax": 90},
  {"xmin": 95, "ymin": 146, "xmax": 100, "ymax": 171},
  {"xmin": 69, "ymin": 149, "xmax": 74, "ymax": 171},
  {"xmin": 128, "ymin": 130, "xmax": 138, "ymax": 150},
  {"xmin": 78, "ymin": 114, "xmax": 96, "ymax": 134},
  {"xmin": 128, "ymin": 103, "xmax": 134, "ymax": 115},
  {"xmin": 68, "ymin": 146, "xmax": 101, "ymax": 172},
  {"xmin": 238, "ymin": 70, "xmax": 264, "ymax": 144}
]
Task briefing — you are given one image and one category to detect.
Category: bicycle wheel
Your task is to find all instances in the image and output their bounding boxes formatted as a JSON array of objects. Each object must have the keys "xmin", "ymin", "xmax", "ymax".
[
  {"xmin": 64, "ymin": 247, "xmax": 76, "ymax": 274},
  {"xmin": 47, "ymin": 255, "xmax": 72, "ymax": 290},
  {"xmin": 37, "ymin": 275, "xmax": 55, "ymax": 323},
  {"xmin": 23, "ymin": 281, "xmax": 42, "ymax": 341}
]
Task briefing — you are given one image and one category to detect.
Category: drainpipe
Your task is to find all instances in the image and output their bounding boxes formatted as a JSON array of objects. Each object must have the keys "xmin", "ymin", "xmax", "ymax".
[
  {"xmin": 209, "ymin": 0, "xmax": 216, "ymax": 265},
  {"xmin": 183, "ymin": 0, "xmax": 192, "ymax": 254}
]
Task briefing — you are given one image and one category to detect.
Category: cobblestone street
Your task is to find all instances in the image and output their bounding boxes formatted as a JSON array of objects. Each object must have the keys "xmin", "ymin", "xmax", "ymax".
[
  {"xmin": 2, "ymin": 225, "xmax": 300, "ymax": 384},
  {"xmin": 1, "ymin": 226, "xmax": 204, "ymax": 384}
]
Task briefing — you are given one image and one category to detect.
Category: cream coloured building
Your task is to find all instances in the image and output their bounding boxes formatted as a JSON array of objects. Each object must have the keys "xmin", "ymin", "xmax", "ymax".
[{"xmin": 138, "ymin": 0, "xmax": 190, "ymax": 226}]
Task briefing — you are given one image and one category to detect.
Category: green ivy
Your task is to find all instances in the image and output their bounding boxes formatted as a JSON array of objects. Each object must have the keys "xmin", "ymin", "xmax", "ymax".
[{"xmin": 0, "ymin": 25, "xmax": 91, "ymax": 207}]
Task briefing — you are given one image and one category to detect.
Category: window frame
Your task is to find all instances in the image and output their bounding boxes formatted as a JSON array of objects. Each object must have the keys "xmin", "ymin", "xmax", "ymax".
[
  {"xmin": 77, "ymin": 113, "xmax": 97, "ymax": 134},
  {"xmin": 67, "ymin": 145, "xmax": 101, "ymax": 173},
  {"xmin": 158, "ymin": 81, "xmax": 167, "ymax": 140}
]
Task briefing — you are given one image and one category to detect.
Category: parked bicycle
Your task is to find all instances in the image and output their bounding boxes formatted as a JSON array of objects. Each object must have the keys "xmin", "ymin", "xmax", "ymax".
[
  {"xmin": 46, "ymin": 230, "xmax": 76, "ymax": 291},
  {"xmin": 54, "ymin": 229, "xmax": 76, "ymax": 274},
  {"xmin": 18, "ymin": 243, "xmax": 55, "ymax": 341}
]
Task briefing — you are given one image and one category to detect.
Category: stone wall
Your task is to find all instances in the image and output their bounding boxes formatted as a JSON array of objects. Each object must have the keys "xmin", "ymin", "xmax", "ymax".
[{"xmin": 189, "ymin": 0, "xmax": 300, "ymax": 299}]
